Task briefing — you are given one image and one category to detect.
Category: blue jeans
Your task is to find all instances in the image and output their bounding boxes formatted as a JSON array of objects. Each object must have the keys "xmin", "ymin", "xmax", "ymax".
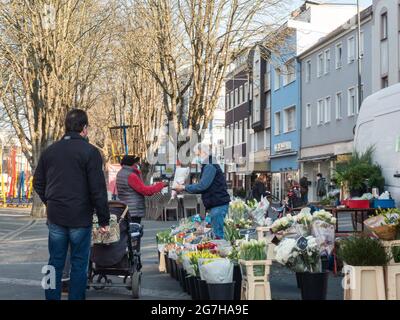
[
  {"xmin": 46, "ymin": 223, "xmax": 91, "ymax": 300},
  {"xmin": 209, "ymin": 204, "xmax": 229, "ymax": 239}
]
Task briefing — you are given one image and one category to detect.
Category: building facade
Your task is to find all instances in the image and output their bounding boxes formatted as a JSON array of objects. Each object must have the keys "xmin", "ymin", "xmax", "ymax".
[
  {"xmin": 224, "ymin": 53, "xmax": 252, "ymax": 194},
  {"xmin": 270, "ymin": 1, "xmax": 359, "ymax": 200},
  {"xmin": 299, "ymin": 6, "xmax": 373, "ymax": 202},
  {"xmin": 372, "ymin": 0, "xmax": 400, "ymax": 92}
]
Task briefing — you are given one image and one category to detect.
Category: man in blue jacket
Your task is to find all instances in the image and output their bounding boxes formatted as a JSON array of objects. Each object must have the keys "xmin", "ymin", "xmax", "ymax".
[{"xmin": 174, "ymin": 143, "xmax": 230, "ymax": 239}]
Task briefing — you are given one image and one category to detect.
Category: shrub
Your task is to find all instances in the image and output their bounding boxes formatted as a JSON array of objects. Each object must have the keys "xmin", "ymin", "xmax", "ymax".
[{"xmin": 337, "ymin": 235, "xmax": 390, "ymax": 266}]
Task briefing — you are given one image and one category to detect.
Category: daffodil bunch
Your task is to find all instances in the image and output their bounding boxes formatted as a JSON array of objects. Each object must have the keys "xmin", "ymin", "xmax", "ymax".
[{"xmin": 188, "ymin": 250, "xmax": 220, "ymax": 277}]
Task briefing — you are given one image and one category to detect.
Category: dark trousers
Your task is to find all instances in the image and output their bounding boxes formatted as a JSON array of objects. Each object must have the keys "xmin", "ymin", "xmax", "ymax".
[{"xmin": 45, "ymin": 223, "xmax": 91, "ymax": 300}]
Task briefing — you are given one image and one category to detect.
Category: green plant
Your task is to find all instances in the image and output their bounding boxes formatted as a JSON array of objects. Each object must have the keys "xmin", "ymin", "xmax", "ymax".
[
  {"xmin": 375, "ymin": 208, "xmax": 400, "ymax": 225},
  {"xmin": 224, "ymin": 219, "xmax": 243, "ymax": 244},
  {"xmin": 239, "ymin": 240, "xmax": 267, "ymax": 276},
  {"xmin": 392, "ymin": 247, "xmax": 400, "ymax": 263},
  {"xmin": 337, "ymin": 235, "xmax": 390, "ymax": 266},
  {"xmin": 335, "ymin": 146, "xmax": 385, "ymax": 193},
  {"xmin": 156, "ymin": 230, "xmax": 173, "ymax": 244}
]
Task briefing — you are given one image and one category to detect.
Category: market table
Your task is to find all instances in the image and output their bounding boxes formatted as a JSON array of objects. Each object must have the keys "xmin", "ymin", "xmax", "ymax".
[{"xmin": 324, "ymin": 207, "xmax": 377, "ymax": 234}]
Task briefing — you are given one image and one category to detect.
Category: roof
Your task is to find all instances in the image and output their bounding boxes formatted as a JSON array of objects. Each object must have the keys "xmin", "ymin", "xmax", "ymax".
[{"xmin": 298, "ymin": 5, "xmax": 373, "ymax": 59}]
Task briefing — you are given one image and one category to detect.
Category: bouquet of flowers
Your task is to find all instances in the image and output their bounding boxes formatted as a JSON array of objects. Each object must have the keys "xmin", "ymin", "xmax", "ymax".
[
  {"xmin": 239, "ymin": 239, "xmax": 268, "ymax": 276},
  {"xmin": 274, "ymin": 236, "xmax": 321, "ymax": 273},
  {"xmin": 229, "ymin": 198, "xmax": 249, "ymax": 221},
  {"xmin": 198, "ymin": 258, "xmax": 234, "ymax": 284},
  {"xmin": 270, "ymin": 214, "xmax": 296, "ymax": 235},
  {"xmin": 187, "ymin": 251, "xmax": 220, "ymax": 277},
  {"xmin": 312, "ymin": 209, "xmax": 337, "ymax": 225},
  {"xmin": 364, "ymin": 208, "xmax": 400, "ymax": 240}
]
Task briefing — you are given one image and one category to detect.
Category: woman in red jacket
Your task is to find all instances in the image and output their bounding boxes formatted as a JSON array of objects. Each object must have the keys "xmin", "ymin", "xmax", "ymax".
[{"xmin": 116, "ymin": 155, "xmax": 166, "ymax": 223}]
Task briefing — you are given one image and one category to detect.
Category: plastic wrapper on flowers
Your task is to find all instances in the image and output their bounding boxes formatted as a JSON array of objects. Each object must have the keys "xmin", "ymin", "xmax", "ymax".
[
  {"xmin": 311, "ymin": 220, "xmax": 335, "ymax": 256},
  {"xmin": 249, "ymin": 196, "xmax": 270, "ymax": 226},
  {"xmin": 182, "ymin": 254, "xmax": 195, "ymax": 276},
  {"xmin": 168, "ymin": 249, "xmax": 178, "ymax": 261},
  {"xmin": 198, "ymin": 258, "xmax": 233, "ymax": 284}
]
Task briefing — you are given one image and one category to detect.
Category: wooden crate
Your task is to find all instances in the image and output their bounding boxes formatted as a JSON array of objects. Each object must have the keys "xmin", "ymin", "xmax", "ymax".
[
  {"xmin": 385, "ymin": 265, "xmax": 400, "ymax": 300},
  {"xmin": 343, "ymin": 265, "xmax": 386, "ymax": 300},
  {"xmin": 239, "ymin": 259, "xmax": 272, "ymax": 300}
]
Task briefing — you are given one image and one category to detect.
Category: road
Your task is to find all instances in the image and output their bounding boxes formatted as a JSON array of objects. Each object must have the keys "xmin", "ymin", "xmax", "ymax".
[{"xmin": 0, "ymin": 209, "xmax": 352, "ymax": 300}]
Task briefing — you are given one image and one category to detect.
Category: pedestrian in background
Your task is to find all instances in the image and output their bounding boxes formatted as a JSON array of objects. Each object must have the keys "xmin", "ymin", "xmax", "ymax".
[
  {"xmin": 33, "ymin": 109, "xmax": 110, "ymax": 300},
  {"xmin": 251, "ymin": 174, "xmax": 268, "ymax": 202},
  {"xmin": 299, "ymin": 175, "xmax": 309, "ymax": 205},
  {"xmin": 316, "ymin": 173, "xmax": 327, "ymax": 201}
]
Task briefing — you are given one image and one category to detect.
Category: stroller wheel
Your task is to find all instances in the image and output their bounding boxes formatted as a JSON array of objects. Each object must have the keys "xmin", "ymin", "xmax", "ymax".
[
  {"xmin": 131, "ymin": 272, "xmax": 141, "ymax": 299},
  {"xmin": 93, "ymin": 275, "xmax": 107, "ymax": 290}
]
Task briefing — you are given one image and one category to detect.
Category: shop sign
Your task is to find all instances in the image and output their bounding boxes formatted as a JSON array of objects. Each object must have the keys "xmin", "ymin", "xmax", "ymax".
[{"xmin": 274, "ymin": 141, "xmax": 292, "ymax": 153}]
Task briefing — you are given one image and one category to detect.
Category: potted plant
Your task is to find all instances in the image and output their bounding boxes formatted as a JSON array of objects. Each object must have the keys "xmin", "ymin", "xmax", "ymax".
[
  {"xmin": 337, "ymin": 235, "xmax": 390, "ymax": 300},
  {"xmin": 275, "ymin": 236, "xmax": 329, "ymax": 300},
  {"xmin": 238, "ymin": 239, "xmax": 271, "ymax": 300},
  {"xmin": 335, "ymin": 147, "xmax": 385, "ymax": 198}
]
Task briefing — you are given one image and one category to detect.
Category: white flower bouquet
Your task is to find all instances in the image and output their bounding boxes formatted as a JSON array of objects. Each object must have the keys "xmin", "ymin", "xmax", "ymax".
[
  {"xmin": 270, "ymin": 214, "xmax": 296, "ymax": 233},
  {"xmin": 274, "ymin": 236, "xmax": 321, "ymax": 273},
  {"xmin": 312, "ymin": 209, "xmax": 337, "ymax": 225}
]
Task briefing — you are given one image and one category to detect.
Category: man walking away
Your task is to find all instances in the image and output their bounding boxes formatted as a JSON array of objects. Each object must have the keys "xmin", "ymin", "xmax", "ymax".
[
  {"xmin": 173, "ymin": 143, "xmax": 231, "ymax": 239},
  {"xmin": 33, "ymin": 109, "xmax": 110, "ymax": 300}
]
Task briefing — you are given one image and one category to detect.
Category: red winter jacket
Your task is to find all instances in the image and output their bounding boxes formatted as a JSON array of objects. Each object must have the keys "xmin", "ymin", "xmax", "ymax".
[{"xmin": 128, "ymin": 167, "xmax": 165, "ymax": 196}]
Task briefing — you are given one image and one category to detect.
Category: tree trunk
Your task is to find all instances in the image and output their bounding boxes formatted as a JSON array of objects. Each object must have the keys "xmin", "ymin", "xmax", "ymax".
[{"xmin": 31, "ymin": 192, "xmax": 46, "ymax": 218}]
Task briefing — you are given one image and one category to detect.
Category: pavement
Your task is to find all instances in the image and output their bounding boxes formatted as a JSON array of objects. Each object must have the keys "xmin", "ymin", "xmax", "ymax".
[{"xmin": 0, "ymin": 208, "xmax": 353, "ymax": 300}]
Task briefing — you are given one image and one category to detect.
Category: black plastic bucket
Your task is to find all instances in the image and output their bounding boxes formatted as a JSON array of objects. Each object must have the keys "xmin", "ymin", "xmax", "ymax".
[
  {"xmin": 180, "ymin": 269, "xmax": 187, "ymax": 292},
  {"xmin": 233, "ymin": 264, "xmax": 242, "ymax": 300},
  {"xmin": 185, "ymin": 275, "xmax": 191, "ymax": 295},
  {"xmin": 188, "ymin": 276, "xmax": 198, "ymax": 300},
  {"xmin": 198, "ymin": 279, "xmax": 209, "ymax": 300},
  {"xmin": 296, "ymin": 272, "xmax": 302, "ymax": 289},
  {"xmin": 207, "ymin": 282, "xmax": 235, "ymax": 300},
  {"xmin": 299, "ymin": 272, "xmax": 329, "ymax": 300},
  {"xmin": 169, "ymin": 258, "xmax": 175, "ymax": 279},
  {"xmin": 165, "ymin": 253, "xmax": 170, "ymax": 274}
]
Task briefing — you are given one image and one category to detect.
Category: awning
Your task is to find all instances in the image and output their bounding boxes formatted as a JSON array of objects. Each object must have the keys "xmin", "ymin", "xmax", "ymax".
[{"xmin": 298, "ymin": 153, "xmax": 335, "ymax": 162}]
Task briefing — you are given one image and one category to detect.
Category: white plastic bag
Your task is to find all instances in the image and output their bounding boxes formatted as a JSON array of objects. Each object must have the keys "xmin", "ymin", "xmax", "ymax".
[
  {"xmin": 168, "ymin": 250, "xmax": 178, "ymax": 261},
  {"xmin": 250, "ymin": 196, "xmax": 270, "ymax": 226},
  {"xmin": 198, "ymin": 258, "xmax": 233, "ymax": 284},
  {"xmin": 171, "ymin": 167, "xmax": 190, "ymax": 199},
  {"xmin": 182, "ymin": 255, "xmax": 195, "ymax": 276},
  {"xmin": 158, "ymin": 244, "xmax": 166, "ymax": 253}
]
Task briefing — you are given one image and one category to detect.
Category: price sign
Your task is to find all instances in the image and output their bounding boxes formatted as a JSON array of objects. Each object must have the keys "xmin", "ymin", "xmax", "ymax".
[{"xmin": 296, "ymin": 236, "xmax": 308, "ymax": 251}]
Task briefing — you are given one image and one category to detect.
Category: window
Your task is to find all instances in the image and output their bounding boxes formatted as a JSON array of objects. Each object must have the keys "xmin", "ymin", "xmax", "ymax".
[
  {"xmin": 235, "ymin": 88, "xmax": 238, "ymax": 106},
  {"xmin": 381, "ymin": 12, "xmax": 388, "ymax": 40},
  {"xmin": 305, "ymin": 103, "xmax": 311, "ymax": 128},
  {"xmin": 317, "ymin": 99, "xmax": 324, "ymax": 125},
  {"xmin": 265, "ymin": 63, "xmax": 271, "ymax": 91},
  {"xmin": 225, "ymin": 126, "xmax": 229, "ymax": 146},
  {"xmin": 253, "ymin": 93, "xmax": 260, "ymax": 123},
  {"xmin": 335, "ymin": 43, "xmax": 342, "ymax": 69},
  {"xmin": 283, "ymin": 60, "xmax": 296, "ymax": 85},
  {"xmin": 239, "ymin": 120, "xmax": 243, "ymax": 143},
  {"xmin": 230, "ymin": 92, "xmax": 234, "ymax": 109},
  {"xmin": 226, "ymin": 94, "xmax": 229, "ymax": 110},
  {"xmin": 243, "ymin": 118, "xmax": 248, "ymax": 143},
  {"xmin": 305, "ymin": 60, "xmax": 311, "ymax": 83},
  {"xmin": 274, "ymin": 112, "xmax": 281, "ymax": 135},
  {"xmin": 284, "ymin": 106, "xmax": 296, "ymax": 133},
  {"xmin": 244, "ymin": 82, "xmax": 249, "ymax": 102},
  {"xmin": 324, "ymin": 96, "xmax": 331, "ymax": 123},
  {"xmin": 335, "ymin": 92, "xmax": 342, "ymax": 120},
  {"xmin": 324, "ymin": 50, "xmax": 330, "ymax": 74},
  {"xmin": 249, "ymin": 83, "xmax": 253, "ymax": 100},
  {"xmin": 317, "ymin": 53, "xmax": 324, "ymax": 77},
  {"xmin": 382, "ymin": 76, "xmax": 389, "ymax": 89},
  {"xmin": 348, "ymin": 36, "xmax": 355, "ymax": 63},
  {"xmin": 234, "ymin": 122, "xmax": 239, "ymax": 144},
  {"xmin": 263, "ymin": 129, "xmax": 268, "ymax": 150},
  {"xmin": 348, "ymin": 87, "xmax": 357, "ymax": 116},
  {"xmin": 274, "ymin": 68, "xmax": 280, "ymax": 90},
  {"xmin": 238, "ymin": 85, "xmax": 243, "ymax": 105}
]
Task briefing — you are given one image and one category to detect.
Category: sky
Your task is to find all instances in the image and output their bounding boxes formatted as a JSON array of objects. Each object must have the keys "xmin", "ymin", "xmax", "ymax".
[{"xmin": 291, "ymin": 0, "xmax": 372, "ymax": 11}]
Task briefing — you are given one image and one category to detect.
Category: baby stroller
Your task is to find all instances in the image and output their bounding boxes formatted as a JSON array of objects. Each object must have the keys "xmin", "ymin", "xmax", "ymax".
[{"xmin": 87, "ymin": 201, "xmax": 143, "ymax": 298}]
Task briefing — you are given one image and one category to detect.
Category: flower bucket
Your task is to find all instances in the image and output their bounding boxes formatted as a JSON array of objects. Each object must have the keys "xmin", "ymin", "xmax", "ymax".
[
  {"xmin": 169, "ymin": 258, "xmax": 175, "ymax": 279},
  {"xmin": 198, "ymin": 279, "xmax": 210, "ymax": 300},
  {"xmin": 180, "ymin": 268, "xmax": 187, "ymax": 292},
  {"xmin": 207, "ymin": 282, "xmax": 235, "ymax": 300},
  {"xmin": 165, "ymin": 253, "xmax": 171, "ymax": 274},
  {"xmin": 188, "ymin": 276, "xmax": 199, "ymax": 300},
  {"xmin": 185, "ymin": 275, "xmax": 191, "ymax": 295},
  {"xmin": 299, "ymin": 272, "xmax": 329, "ymax": 300},
  {"xmin": 233, "ymin": 264, "xmax": 242, "ymax": 300},
  {"xmin": 176, "ymin": 263, "xmax": 182, "ymax": 283},
  {"xmin": 194, "ymin": 277, "xmax": 202, "ymax": 300},
  {"xmin": 296, "ymin": 272, "xmax": 302, "ymax": 289}
]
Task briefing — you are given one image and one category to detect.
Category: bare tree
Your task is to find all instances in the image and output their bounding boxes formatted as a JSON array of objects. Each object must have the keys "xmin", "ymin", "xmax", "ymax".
[{"xmin": 0, "ymin": 1, "xmax": 115, "ymax": 217}]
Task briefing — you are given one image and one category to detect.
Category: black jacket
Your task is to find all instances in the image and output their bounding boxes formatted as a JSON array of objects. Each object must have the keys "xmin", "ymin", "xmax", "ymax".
[
  {"xmin": 33, "ymin": 132, "xmax": 110, "ymax": 228},
  {"xmin": 251, "ymin": 181, "xmax": 267, "ymax": 202}
]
